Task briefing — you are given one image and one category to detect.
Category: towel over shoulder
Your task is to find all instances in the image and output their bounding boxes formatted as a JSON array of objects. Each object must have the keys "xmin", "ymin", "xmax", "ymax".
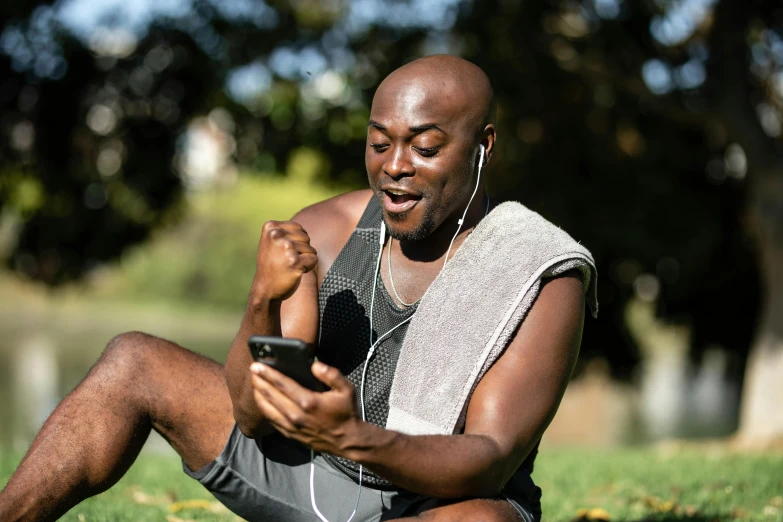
[{"xmin": 385, "ymin": 201, "xmax": 598, "ymax": 436}]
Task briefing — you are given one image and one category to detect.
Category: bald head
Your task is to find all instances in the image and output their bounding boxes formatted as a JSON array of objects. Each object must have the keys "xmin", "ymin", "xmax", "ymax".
[
  {"xmin": 365, "ymin": 55, "xmax": 497, "ymax": 243},
  {"xmin": 373, "ymin": 55, "xmax": 496, "ymax": 131}
]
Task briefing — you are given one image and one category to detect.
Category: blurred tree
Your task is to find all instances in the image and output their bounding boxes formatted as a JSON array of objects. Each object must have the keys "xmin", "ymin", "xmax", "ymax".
[
  {"xmin": 701, "ymin": 1, "xmax": 783, "ymax": 442},
  {"xmin": 1, "ymin": 0, "xmax": 780, "ymax": 439},
  {"xmin": 300, "ymin": 0, "xmax": 778, "ymax": 441},
  {"xmin": 445, "ymin": 0, "xmax": 780, "ymax": 442},
  {"xmin": 0, "ymin": 3, "xmax": 221, "ymax": 283}
]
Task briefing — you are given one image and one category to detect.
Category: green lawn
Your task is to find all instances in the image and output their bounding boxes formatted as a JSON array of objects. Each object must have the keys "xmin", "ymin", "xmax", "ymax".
[{"xmin": 1, "ymin": 447, "xmax": 781, "ymax": 521}]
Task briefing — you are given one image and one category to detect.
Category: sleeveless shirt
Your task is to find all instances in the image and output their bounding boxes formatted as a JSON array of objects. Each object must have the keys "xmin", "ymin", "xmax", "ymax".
[
  {"xmin": 317, "ymin": 196, "xmax": 538, "ymax": 488},
  {"xmin": 318, "ymin": 197, "xmax": 416, "ymax": 487}
]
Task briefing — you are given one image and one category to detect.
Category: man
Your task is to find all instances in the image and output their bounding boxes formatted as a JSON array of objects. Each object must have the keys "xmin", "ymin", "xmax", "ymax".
[{"xmin": 0, "ymin": 55, "xmax": 587, "ymax": 521}]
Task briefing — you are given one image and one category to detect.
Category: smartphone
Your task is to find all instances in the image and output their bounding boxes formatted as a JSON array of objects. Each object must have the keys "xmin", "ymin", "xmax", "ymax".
[{"xmin": 247, "ymin": 335, "xmax": 323, "ymax": 392}]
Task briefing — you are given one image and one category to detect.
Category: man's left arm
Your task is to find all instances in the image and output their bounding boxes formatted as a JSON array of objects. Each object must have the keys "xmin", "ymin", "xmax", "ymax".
[{"xmin": 250, "ymin": 271, "xmax": 585, "ymax": 499}]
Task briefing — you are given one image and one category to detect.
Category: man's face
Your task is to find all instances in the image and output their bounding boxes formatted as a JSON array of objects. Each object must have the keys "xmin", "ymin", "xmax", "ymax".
[{"xmin": 365, "ymin": 77, "xmax": 479, "ymax": 241}]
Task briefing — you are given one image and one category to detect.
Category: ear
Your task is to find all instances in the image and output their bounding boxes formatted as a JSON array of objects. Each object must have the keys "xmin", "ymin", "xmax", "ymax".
[{"xmin": 480, "ymin": 124, "xmax": 496, "ymax": 165}]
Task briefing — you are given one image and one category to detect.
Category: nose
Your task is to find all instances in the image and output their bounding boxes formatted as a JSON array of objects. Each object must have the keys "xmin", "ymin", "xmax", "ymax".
[{"xmin": 383, "ymin": 146, "xmax": 415, "ymax": 179}]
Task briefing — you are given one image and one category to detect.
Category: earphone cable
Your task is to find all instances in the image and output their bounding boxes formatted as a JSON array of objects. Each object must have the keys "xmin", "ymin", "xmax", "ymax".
[
  {"xmin": 309, "ymin": 315, "xmax": 412, "ymax": 522},
  {"xmin": 310, "ymin": 221, "xmax": 406, "ymax": 522},
  {"xmin": 441, "ymin": 145, "xmax": 485, "ymax": 273},
  {"xmin": 309, "ymin": 145, "xmax": 484, "ymax": 519}
]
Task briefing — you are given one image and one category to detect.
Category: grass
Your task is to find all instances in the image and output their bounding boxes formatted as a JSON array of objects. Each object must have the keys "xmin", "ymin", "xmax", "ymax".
[
  {"xmin": 0, "ymin": 451, "xmax": 237, "ymax": 522},
  {"xmin": 533, "ymin": 447, "xmax": 783, "ymax": 521},
  {"xmin": 2, "ymin": 446, "xmax": 781, "ymax": 521}
]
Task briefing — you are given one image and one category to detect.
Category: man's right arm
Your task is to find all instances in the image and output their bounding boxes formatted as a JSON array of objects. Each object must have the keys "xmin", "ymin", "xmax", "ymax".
[
  {"xmin": 224, "ymin": 190, "xmax": 373, "ymax": 438},
  {"xmin": 224, "ymin": 220, "xmax": 320, "ymax": 438}
]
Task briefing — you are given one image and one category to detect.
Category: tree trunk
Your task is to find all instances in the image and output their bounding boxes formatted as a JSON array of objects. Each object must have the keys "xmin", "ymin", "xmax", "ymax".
[
  {"xmin": 703, "ymin": 0, "xmax": 783, "ymax": 443},
  {"xmin": 738, "ymin": 174, "xmax": 783, "ymax": 441}
]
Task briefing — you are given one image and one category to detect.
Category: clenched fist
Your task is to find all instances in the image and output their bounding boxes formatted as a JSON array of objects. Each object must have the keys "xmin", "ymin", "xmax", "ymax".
[{"xmin": 252, "ymin": 220, "xmax": 318, "ymax": 302}]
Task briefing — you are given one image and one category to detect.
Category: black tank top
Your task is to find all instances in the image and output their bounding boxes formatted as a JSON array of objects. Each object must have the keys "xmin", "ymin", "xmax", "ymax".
[
  {"xmin": 317, "ymin": 196, "xmax": 538, "ymax": 487},
  {"xmin": 318, "ymin": 196, "xmax": 416, "ymax": 487}
]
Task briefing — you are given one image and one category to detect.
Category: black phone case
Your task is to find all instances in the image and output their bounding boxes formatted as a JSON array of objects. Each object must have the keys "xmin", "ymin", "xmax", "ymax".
[{"xmin": 247, "ymin": 335, "xmax": 323, "ymax": 392}]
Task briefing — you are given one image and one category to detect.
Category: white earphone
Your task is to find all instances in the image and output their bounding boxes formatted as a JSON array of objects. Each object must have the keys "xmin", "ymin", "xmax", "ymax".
[
  {"xmin": 309, "ymin": 143, "xmax": 486, "ymax": 522},
  {"xmin": 310, "ymin": 224, "xmax": 411, "ymax": 521},
  {"xmin": 441, "ymin": 143, "xmax": 485, "ymax": 272}
]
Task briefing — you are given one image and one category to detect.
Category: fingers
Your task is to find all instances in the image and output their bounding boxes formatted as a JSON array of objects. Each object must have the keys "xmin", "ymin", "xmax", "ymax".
[
  {"xmin": 249, "ymin": 362, "xmax": 359, "ymax": 451},
  {"xmin": 251, "ymin": 363, "xmax": 311, "ymax": 406},
  {"xmin": 256, "ymin": 219, "xmax": 320, "ymax": 301},
  {"xmin": 284, "ymin": 241, "xmax": 317, "ymax": 272},
  {"xmin": 275, "ymin": 220, "xmax": 310, "ymax": 235},
  {"xmin": 282, "ymin": 250, "xmax": 317, "ymax": 275},
  {"xmin": 251, "ymin": 366, "xmax": 309, "ymax": 433},
  {"xmin": 265, "ymin": 230, "xmax": 315, "ymax": 254},
  {"xmin": 265, "ymin": 220, "xmax": 313, "ymax": 244},
  {"xmin": 312, "ymin": 362, "xmax": 353, "ymax": 393},
  {"xmin": 265, "ymin": 224, "xmax": 318, "ymax": 270},
  {"xmin": 290, "ymin": 240, "xmax": 316, "ymax": 255},
  {"xmin": 253, "ymin": 385, "xmax": 297, "ymax": 434},
  {"xmin": 297, "ymin": 253, "xmax": 318, "ymax": 273}
]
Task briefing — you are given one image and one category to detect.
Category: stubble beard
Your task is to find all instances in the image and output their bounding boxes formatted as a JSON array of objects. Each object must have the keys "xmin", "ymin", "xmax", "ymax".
[
  {"xmin": 377, "ymin": 188, "xmax": 447, "ymax": 241},
  {"xmin": 375, "ymin": 157, "xmax": 476, "ymax": 242},
  {"xmin": 384, "ymin": 206, "xmax": 438, "ymax": 241}
]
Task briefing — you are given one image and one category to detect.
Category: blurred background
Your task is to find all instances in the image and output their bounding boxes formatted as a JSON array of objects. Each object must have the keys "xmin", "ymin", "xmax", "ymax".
[{"xmin": 0, "ymin": 0, "xmax": 781, "ymax": 454}]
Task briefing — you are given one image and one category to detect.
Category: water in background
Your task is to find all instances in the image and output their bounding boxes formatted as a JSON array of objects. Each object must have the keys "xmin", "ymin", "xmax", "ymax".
[
  {"xmin": 0, "ymin": 288, "xmax": 240, "ymax": 453},
  {"xmin": 0, "ymin": 174, "xmax": 344, "ymax": 454},
  {"xmin": 0, "ymin": 282, "xmax": 741, "ymax": 454}
]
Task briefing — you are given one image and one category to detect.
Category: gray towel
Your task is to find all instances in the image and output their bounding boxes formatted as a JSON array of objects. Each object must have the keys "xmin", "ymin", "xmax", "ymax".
[{"xmin": 385, "ymin": 201, "xmax": 598, "ymax": 436}]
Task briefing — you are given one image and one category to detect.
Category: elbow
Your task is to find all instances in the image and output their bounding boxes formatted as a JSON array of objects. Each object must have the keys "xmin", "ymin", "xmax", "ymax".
[
  {"xmin": 460, "ymin": 443, "xmax": 517, "ymax": 498},
  {"xmin": 225, "ymin": 368, "xmax": 266, "ymax": 438},
  {"xmin": 232, "ymin": 404, "xmax": 256, "ymax": 439},
  {"xmin": 466, "ymin": 437, "xmax": 532, "ymax": 498},
  {"xmin": 468, "ymin": 469, "xmax": 507, "ymax": 498},
  {"xmin": 235, "ymin": 416, "xmax": 258, "ymax": 440},
  {"xmin": 435, "ymin": 463, "xmax": 508, "ymax": 499},
  {"xmin": 438, "ymin": 475, "xmax": 505, "ymax": 500},
  {"xmin": 233, "ymin": 405, "xmax": 274, "ymax": 439}
]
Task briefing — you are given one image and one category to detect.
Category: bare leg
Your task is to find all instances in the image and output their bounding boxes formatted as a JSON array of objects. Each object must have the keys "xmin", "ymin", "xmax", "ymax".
[
  {"xmin": 0, "ymin": 331, "xmax": 235, "ymax": 521},
  {"xmin": 396, "ymin": 498, "xmax": 525, "ymax": 522}
]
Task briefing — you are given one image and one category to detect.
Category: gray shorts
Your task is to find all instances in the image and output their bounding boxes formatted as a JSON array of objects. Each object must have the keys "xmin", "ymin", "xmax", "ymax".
[{"xmin": 184, "ymin": 424, "xmax": 542, "ymax": 521}]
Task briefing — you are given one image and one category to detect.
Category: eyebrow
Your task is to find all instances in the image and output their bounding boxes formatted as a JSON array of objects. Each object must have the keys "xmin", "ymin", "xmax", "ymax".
[{"xmin": 367, "ymin": 120, "xmax": 446, "ymax": 135}]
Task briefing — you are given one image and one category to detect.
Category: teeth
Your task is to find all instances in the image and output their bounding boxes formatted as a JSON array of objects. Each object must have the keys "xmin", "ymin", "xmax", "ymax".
[{"xmin": 388, "ymin": 190, "xmax": 407, "ymax": 195}]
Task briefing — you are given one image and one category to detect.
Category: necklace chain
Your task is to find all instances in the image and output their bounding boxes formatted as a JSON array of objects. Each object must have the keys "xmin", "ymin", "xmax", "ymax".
[
  {"xmin": 388, "ymin": 237, "xmax": 420, "ymax": 307},
  {"xmin": 386, "ymin": 195, "xmax": 490, "ymax": 308}
]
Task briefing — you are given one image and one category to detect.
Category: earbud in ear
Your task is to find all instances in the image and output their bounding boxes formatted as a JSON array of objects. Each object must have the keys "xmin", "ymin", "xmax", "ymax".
[{"xmin": 479, "ymin": 144, "xmax": 486, "ymax": 168}]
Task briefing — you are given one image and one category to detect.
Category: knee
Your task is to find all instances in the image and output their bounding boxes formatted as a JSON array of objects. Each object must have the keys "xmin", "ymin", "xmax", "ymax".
[
  {"xmin": 412, "ymin": 500, "xmax": 521, "ymax": 522},
  {"xmin": 468, "ymin": 500, "xmax": 523, "ymax": 522},
  {"xmin": 98, "ymin": 331, "xmax": 165, "ymax": 382}
]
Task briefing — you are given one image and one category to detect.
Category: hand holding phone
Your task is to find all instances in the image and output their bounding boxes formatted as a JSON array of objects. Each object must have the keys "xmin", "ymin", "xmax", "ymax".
[{"xmin": 248, "ymin": 335, "xmax": 324, "ymax": 392}]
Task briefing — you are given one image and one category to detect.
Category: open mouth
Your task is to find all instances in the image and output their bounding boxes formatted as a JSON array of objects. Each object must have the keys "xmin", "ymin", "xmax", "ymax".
[{"xmin": 382, "ymin": 189, "xmax": 421, "ymax": 213}]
